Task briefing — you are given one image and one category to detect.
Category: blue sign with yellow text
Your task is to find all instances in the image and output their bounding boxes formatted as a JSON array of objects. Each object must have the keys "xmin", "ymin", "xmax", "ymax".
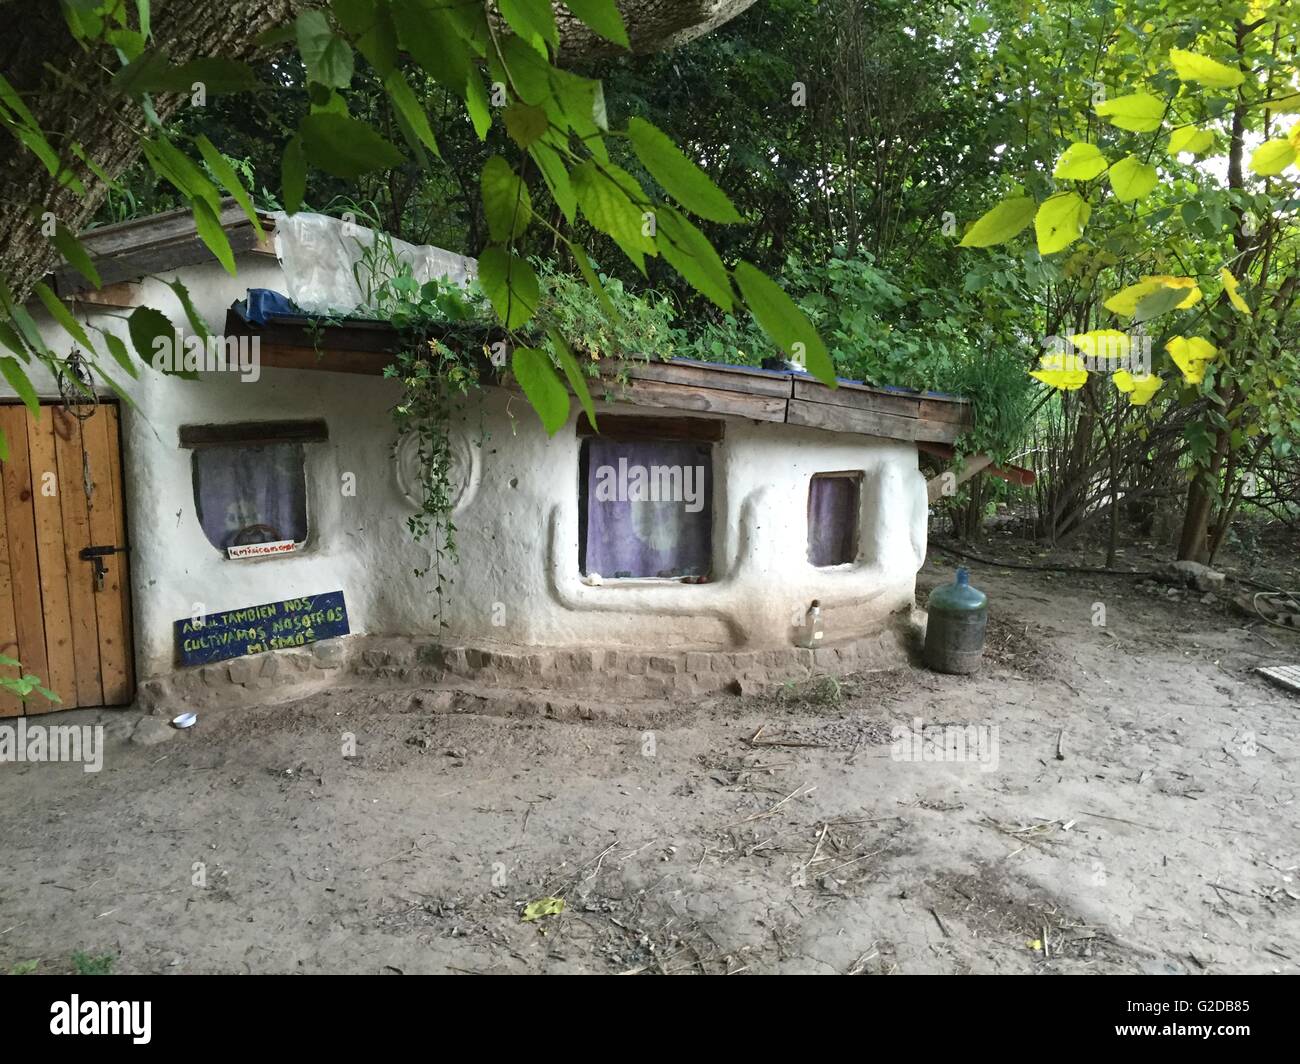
[{"xmin": 175, "ymin": 591, "xmax": 349, "ymax": 666}]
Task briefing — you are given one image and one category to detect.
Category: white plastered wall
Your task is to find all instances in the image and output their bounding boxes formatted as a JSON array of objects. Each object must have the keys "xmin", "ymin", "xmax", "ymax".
[{"xmin": 5, "ymin": 253, "xmax": 929, "ymax": 679}]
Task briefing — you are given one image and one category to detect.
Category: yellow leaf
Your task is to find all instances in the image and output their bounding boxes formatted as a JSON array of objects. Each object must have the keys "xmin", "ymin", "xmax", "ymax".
[
  {"xmin": 1112, "ymin": 370, "xmax": 1163, "ymax": 405},
  {"xmin": 1105, "ymin": 280, "xmax": 1161, "ymax": 316},
  {"xmin": 1290, "ymin": 123, "xmax": 1300, "ymax": 153},
  {"xmin": 1167, "ymin": 126, "xmax": 1214, "ymax": 156},
  {"xmin": 958, "ymin": 195, "xmax": 1037, "ymax": 248},
  {"xmin": 1168, "ymin": 48, "xmax": 1245, "ymax": 89},
  {"xmin": 521, "ymin": 896, "xmax": 566, "ymax": 922},
  {"xmin": 1094, "ymin": 92, "xmax": 1165, "ymax": 132},
  {"xmin": 1249, "ymin": 138, "xmax": 1296, "ymax": 176},
  {"xmin": 1034, "ymin": 192, "xmax": 1090, "ymax": 254},
  {"xmin": 1053, "ymin": 142, "xmax": 1109, "ymax": 181},
  {"xmin": 1029, "ymin": 352, "xmax": 1088, "ymax": 390},
  {"xmin": 1220, "ymin": 267, "xmax": 1251, "ymax": 314},
  {"xmin": 1109, "ymin": 156, "xmax": 1158, "ymax": 202},
  {"xmin": 1266, "ymin": 90, "xmax": 1300, "ymax": 115},
  {"xmin": 1166, "ymin": 336, "xmax": 1218, "ymax": 384},
  {"xmin": 1068, "ymin": 329, "xmax": 1130, "ymax": 360},
  {"xmin": 1140, "ymin": 275, "xmax": 1202, "ymax": 308}
]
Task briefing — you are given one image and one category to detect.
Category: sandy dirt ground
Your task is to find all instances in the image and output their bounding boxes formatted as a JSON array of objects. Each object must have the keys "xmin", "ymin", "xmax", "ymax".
[{"xmin": 2, "ymin": 544, "xmax": 1298, "ymax": 975}]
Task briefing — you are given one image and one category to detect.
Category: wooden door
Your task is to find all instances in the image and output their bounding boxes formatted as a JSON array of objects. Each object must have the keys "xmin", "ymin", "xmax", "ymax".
[{"xmin": 0, "ymin": 401, "xmax": 133, "ymax": 715}]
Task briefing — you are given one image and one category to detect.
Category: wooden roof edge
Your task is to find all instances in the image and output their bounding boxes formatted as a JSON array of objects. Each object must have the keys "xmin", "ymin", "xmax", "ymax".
[{"xmin": 53, "ymin": 200, "xmax": 277, "ymax": 296}]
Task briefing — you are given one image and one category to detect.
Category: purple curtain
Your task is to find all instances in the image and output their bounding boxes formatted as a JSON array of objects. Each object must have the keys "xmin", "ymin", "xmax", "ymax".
[
  {"xmin": 193, "ymin": 443, "xmax": 308, "ymax": 550},
  {"xmin": 808, "ymin": 475, "xmax": 859, "ymax": 566},
  {"xmin": 582, "ymin": 439, "xmax": 712, "ymax": 578}
]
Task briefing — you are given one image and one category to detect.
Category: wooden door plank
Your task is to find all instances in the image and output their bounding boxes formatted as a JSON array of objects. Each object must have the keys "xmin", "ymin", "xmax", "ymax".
[
  {"xmin": 24, "ymin": 406, "xmax": 76, "ymax": 713},
  {"xmin": 86, "ymin": 408, "xmax": 131, "ymax": 704},
  {"xmin": 0, "ymin": 405, "xmax": 50, "ymax": 715},
  {"xmin": 0, "ymin": 445, "xmax": 22, "ymax": 718},
  {"xmin": 52, "ymin": 407, "xmax": 103, "ymax": 708},
  {"xmin": 104, "ymin": 406, "xmax": 134, "ymax": 701}
]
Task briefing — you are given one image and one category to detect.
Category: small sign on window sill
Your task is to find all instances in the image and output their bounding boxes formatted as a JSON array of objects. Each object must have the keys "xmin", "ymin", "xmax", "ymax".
[{"xmin": 228, "ymin": 539, "xmax": 299, "ymax": 560}]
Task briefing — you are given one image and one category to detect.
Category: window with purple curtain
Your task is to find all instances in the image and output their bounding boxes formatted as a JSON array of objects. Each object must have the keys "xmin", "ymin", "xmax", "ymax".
[
  {"xmin": 807, "ymin": 473, "xmax": 860, "ymax": 566},
  {"xmin": 580, "ymin": 438, "xmax": 712, "ymax": 579},
  {"xmin": 193, "ymin": 442, "xmax": 309, "ymax": 551}
]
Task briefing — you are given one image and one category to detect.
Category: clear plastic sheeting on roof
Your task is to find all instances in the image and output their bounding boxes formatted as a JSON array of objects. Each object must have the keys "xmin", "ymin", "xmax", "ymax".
[{"xmin": 270, "ymin": 211, "xmax": 477, "ymax": 318}]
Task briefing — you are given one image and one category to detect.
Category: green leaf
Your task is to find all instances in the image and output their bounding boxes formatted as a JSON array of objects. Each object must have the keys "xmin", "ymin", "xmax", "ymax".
[
  {"xmin": 481, "ymin": 156, "xmax": 532, "ymax": 242},
  {"xmin": 192, "ymin": 200, "xmax": 236, "ymax": 275},
  {"xmin": 165, "ymin": 58, "xmax": 261, "ymax": 94},
  {"xmin": 0, "ymin": 426, "xmax": 7, "ymax": 461},
  {"xmin": 1168, "ymin": 48, "xmax": 1243, "ymax": 89},
  {"xmin": 1108, "ymin": 156, "xmax": 1158, "ymax": 202},
  {"xmin": 529, "ymin": 140, "xmax": 575, "ymax": 222},
  {"xmin": 385, "ymin": 70, "xmax": 440, "ymax": 157},
  {"xmin": 958, "ymin": 196, "xmax": 1036, "ymax": 247},
  {"xmin": 331, "ymin": 0, "xmax": 376, "ymax": 36},
  {"xmin": 1249, "ymin": 139, "xmax": 1296, "ymax": 176},
  {"xmin": 571, "ymin": 160, "xmax": 656, "ymax": 273},
  {"xmin": 732, "ymin": 261, "xmax": 834, "ymax": 386},
  {"xmin": 296, "ymin": 10, "xmax": 355, "ymax": 88},
  {"xmin": 1167, "ymin": 126, "xmax": 1214, "ymax": 156},
  {"xmin": 33, "ymin": 281, "xmax": 92, "ymax": 349},
  {"xmin": 504, "ymin": 102, "xmax": 549, "ymax": 148},
  {"xmin": 283, "ymin": 134, "xmax": 306, "ymax": 214},
  {"xmin": 51, "ymin": 223, "xmax": 101, "ymax": 289},
  {"xmin": 478, "ymin": 247, "xmax": 539, "ymax": 329},
  {"xmin": 499, "ymin": 0, "xmax": 558, "ymax": 50},
  {"xmin": 141, "ymin": 137, "xmax": 221, "ymax": 211},
  {"xmin": 465, "ymin": 72, "xmax": 492, "ymax": 140},
  {"xmin": 195, "ymin": 134, "xmax": 265, "ymax": 237},
  {"xmin": 0, "ymin": 356, "xmax": 39, "ymax": 418},
  {"xmin": 627, "ymin": 117, "xmax": 741, "ymax": 223},
  {"xmin": 101, "ymin": 331, "xmax": 138, "ymax": 379},
  {"xmin": 127, "ymin": 305, "xmax": 173, "ymax": 365},
  {"xmin": 560, "ymin": 0, "xmax": 629, "ymax": 48},
  {"xmin": 299, "ymin": 113, "xmax": 405, "ymax": 178},
  {"xmin": 547, "ymin": 327, "xmax": 597, "ymax": 430},
  {"xmin": 1053, "ymin": 142, "xmax": 1108, "ymax": 181},
  {"xmin": 165, "ymin": 277, "xmax": 211, "ymax": 340},
  {"xmin": 1034, "ymin": 192, "xmax": 1090, "ymax": 254},
  {"xmin": 0, "ymin": 319, "xmax": 28, "ymax": 359},
  {"xmin": 512, "ymin": 349, "xmax": 570, "ymax": 436},
  {"xmin": 391, "ymin": 1, "xmax": 471, "ymax": 97},
  {"xmin": 657, "ymin": 206, "xmax": 733, "ymax": 312},
  {"xmin": 1133, "ymin": 285, "xmax": 1189, "ymax": 323},
  {"xmin": 569, "ymin": 245, "xmax": 616, "ymax": 321}
]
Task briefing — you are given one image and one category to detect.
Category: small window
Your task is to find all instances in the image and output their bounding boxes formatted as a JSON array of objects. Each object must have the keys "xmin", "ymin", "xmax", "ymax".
[
  {"xmin": 192, "ymin": 441, "xmax": 308, "ymax": 551},
  {"xmin": 579, "ymin": 435, "xmax": 712, "ymax": 579},
  {"xmin": 808, "ymin": 472, "xmax": 861, "ymax": 567}
]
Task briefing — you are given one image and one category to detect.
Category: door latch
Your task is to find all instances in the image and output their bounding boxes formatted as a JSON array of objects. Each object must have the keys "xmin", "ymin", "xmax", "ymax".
[{"xmin": 79, "ymin": 544, "xmax": 125, "ymax": 592}]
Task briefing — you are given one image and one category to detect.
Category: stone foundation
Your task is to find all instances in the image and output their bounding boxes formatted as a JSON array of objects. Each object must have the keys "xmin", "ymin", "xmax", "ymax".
[{"xmin": 137, "ymin": 611, "xmax": 924, "ymax": 714}]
